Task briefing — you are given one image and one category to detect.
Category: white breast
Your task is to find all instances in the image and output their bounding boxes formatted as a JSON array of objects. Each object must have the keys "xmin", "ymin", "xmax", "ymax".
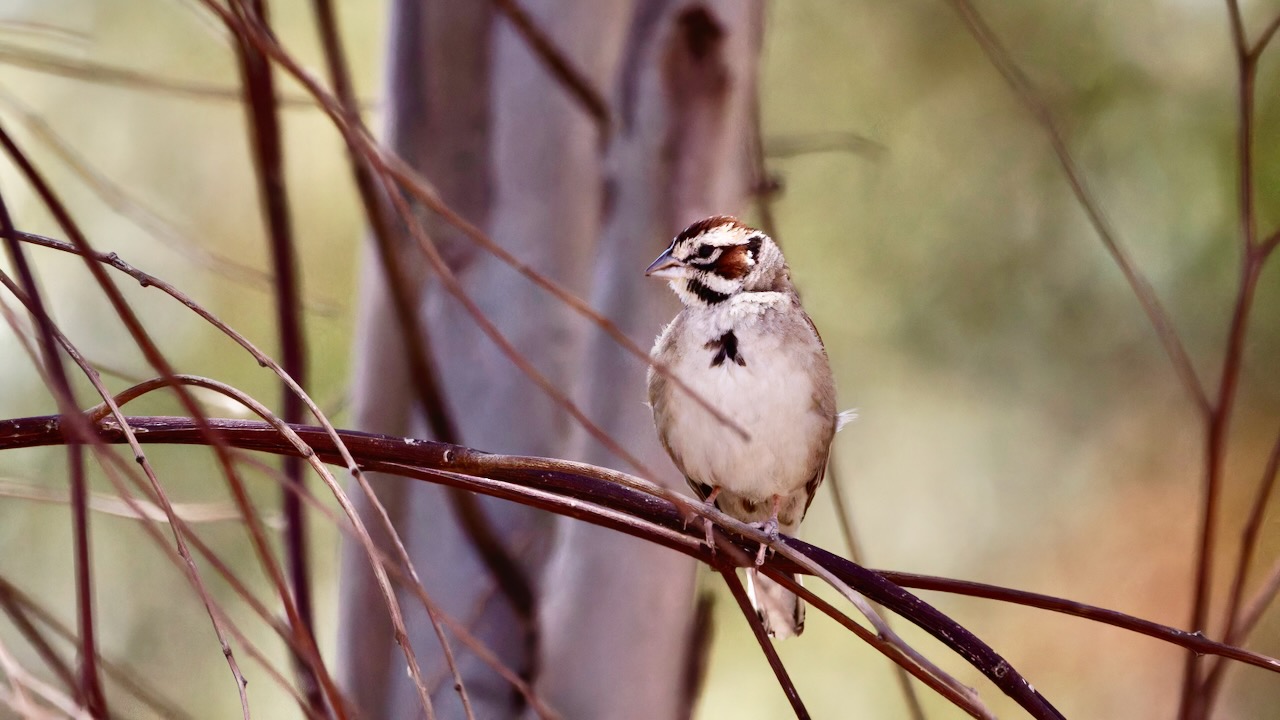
[{"xmin": 661, "ymin": 294, "xmax": 833, "ymax": 499}]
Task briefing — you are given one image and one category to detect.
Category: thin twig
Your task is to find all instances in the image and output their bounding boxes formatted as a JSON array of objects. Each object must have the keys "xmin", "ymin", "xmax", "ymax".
[
  {"xmin": 1261, "ymin": 228, "xmax": 1280, "ymax": 258},
  {"xmin": 1200, "ymin": 426, "xmax": 1280, "ymax": 706},
  {"xmin": 12, "ymin": 226, "xmax": 469, "ymax": 719},
  {"xmin": 0, "ymin": 478, "xmax": 261, "ymax": 524},
  {"xmin": 1253, "ymin": 13, "xmax": 1280, "ymax": 58},
  {"xmin": 944, "ymin": 0, "xmax": 1209, "ymax": 414},
  {"xmin": 0, "ymin": 190, "xmax": 106, "ymax": 717},
  {"xmin": 0, "ymin": 42, "xmax": 322, "ymax": 107},
  {"xmin": 0, "ymin": 85, "xmax": 339, "ymax": 312},
  {"xmin": 263, "ymin": 457, "xmax": 563, "ymax": 719},
  {"xmin": 763, "ymin": 131, "xmax": 888, "ymax": 161},
  {"xmin": 0, "ymin": 271, "xmax": 255, "ymax": 718},
  {"xmin": 227, "ymin": 2, "xmax": 319, "ymax": 713},
  {"xmin": 1180, "ymin": 2, "xmax": 1270, "ymax": 715},
  {"xmin": 0, "ymin": 289, "xmax": 331, "ymax": 716},
  {"xmin": 490, "ymin": 0, "xmax": 611, "ymax": 134},
  {"xmin": 0, "ymin": 575, "xmax": 192, "ymax": 720},
  {"xmin": 0, "ymin": 585, "xmax": 81, "ymax": 707},
  {"xmin": 771, "ymin": 572, "xmax": 993, "ymax": 719},
  {"xmin": 877, "ymin": 571, "xmax": 1280, "ymax": 675},
  {"xmin": 191, "ymin": 0, "xmax": 752, "ymax": 449},
  {"xmin": 0, "ymin": 414, "xmax": 1082, "ymax": 719},
  {"xmin": 97, "ymin": 373, "xmax": 449, "ymax": 720},
  {"xmin": 1235, "ymin": 554, "xmax": 1280, "ymax": 643},
  {"xmin": 0, "ymin": 634, "xmax": 84, "ymax": 719},
  {"xmin": 716, "ymin": 567, "xmax": 810, "ymax": 720},
  {"xmin": 772, "ymin": 540, "xmax": 1057, "ymax": 717},
  {"xmin": 826, "ymin": 455, "xmax": 927, "ymax": 720},
  {"xmin": 0, "ymin": 122, "xmax": 348, "ymax": 718},
  {"xmin": 308, "ymin": 0, "xmax": 538, "ymax": 693}
]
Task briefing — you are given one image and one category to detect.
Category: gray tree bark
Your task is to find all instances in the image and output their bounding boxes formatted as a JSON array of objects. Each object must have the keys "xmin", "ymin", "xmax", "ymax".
[
  {"xmin": 543, "ymin": 4, "xmax": 762, "ymax": 719},
  {"xmin": 339, "ymin": 3, "xmax": 762, "ymax": 718}
]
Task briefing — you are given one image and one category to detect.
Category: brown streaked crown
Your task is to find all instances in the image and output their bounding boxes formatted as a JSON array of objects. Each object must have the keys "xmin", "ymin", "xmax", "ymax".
[{"xmin": 674, "ymin": 215, "xmax": 750, "ymax": 245}]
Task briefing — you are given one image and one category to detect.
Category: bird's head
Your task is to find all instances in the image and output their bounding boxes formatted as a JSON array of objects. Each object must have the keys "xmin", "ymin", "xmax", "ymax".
[{"xmin": 645, "ymin": 216, "xmax": 789, "ymax": 306}]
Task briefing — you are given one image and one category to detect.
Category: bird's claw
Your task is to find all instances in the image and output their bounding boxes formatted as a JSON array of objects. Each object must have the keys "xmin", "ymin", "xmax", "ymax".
[
  {"xmin": 699, "ymin": 493, "xmax": 721, "ymax": 555},
  {"xmin": 752, "ymin": 517, "xmax": 779, "ymax": 566}
]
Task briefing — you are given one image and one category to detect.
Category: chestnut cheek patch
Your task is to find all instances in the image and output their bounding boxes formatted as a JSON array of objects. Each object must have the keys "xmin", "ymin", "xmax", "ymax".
[{"xmin": 712, "ymin": 245, "xmax": 752, "ymax": 280}]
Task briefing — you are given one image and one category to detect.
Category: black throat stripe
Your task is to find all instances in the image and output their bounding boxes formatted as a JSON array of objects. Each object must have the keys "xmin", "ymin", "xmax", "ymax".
[
  {"xmin": 687, "ymin": 276, "xmax": 730, "ymax": 305},
  {"xmin": 705, "ymin": 330, "xmax": 745, "ymax": 367}
]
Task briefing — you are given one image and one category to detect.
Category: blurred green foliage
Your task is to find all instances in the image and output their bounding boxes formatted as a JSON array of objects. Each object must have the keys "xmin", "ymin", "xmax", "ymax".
[{"xmin": 0, "ymin": 1, "xmax": 1276, "ymax": 718}]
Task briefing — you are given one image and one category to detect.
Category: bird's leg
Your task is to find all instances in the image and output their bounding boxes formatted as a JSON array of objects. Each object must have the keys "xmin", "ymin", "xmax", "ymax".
[
  {"xmin": 701, "ymin": 486, "xmax": 722, "ymax": 552},
  {"xmin": 754, "ymin": 494, "xmax": 783, "ymax": 566}
]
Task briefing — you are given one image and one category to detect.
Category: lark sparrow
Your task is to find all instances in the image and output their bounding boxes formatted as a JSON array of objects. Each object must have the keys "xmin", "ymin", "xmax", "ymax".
[{"xmin": 646, "ymin": 215, "xmax": 840, "ymax": 639}]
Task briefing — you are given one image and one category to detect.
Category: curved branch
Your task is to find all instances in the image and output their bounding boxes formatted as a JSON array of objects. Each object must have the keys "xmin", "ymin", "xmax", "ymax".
[
  {"xmin": 0, "ymin": 414, "xmax": 1078, "ymax": 718},
  {"xmin": 944, "ymin": 0, "xmax": 1208, "ymax": 414},
  {"xmin": 717, "ymin": 567, "xmax": 809, "ymax": 719},
  {"xmin": 877, "ymin": 571, "xmax": 1280, "ymax": 675}
]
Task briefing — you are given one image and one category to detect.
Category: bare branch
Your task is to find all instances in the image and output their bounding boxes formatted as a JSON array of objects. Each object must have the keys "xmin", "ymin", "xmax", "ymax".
[
  {"xmin": 763, "ymin": 132, "xmax": 887, "ymax": 161},
  {"xmin": 1262, "ymin": 228, "xmax": 1280, "ymax": 258},
  {"xmin": 1180, "ymin": 0, "xmax": 1275, "ymax": 713},
  {"xmin": 0, "ymin": 41, "xmax": 322, "ymax": 107},
  {"xmin": 0, "ymin": 272, "xmax": 255, "ymax": 718},
  {"xmin": 0, "ymin": 574, "xmax": 191, "ymax": 719},
  {"xmin": 198, "ymin": 0, "xmax": 753, "ymax": 449},
  {"xmin": 878, "ymin": 571, "xmax": 1280, "ymax": 675},
  {"xmin": 0, "ymin": 414, "xmax": 1079, "ymax": 719},
  {"xmin": 490, "ymin": 0, "xmax": 611, "ymax": 134},
  {"xmin": 270, "ymin": 462, "xmax": 562, "ymax": 719},
  {"xmin": 0, "ymin": 86, "xmax": 335, "ymax": 308},
  {"xmin": 0, "ymin": 184, "xmax": 105, "ymax": 718},
  {"xmin": 1200, "ymin": 426, "xmax": 1280, "ymax": 703},
  {"xmin": 0, "ymin": 478, "xmax": 260, "ymax": 524},
  {"xmin": 1236, "ymin": 555, "xmax": 1280, "ymax": 645},
  {"xmin": 717, "ymin": 567, "xmax": 809, "ymax": 719},
  {"xmin": 775, "ymin": 574, "xmax": 993, "ymax": 719},
  {"xmin": 1226, "ymin": 0, "xmax": 1248, "ymax": 57},
  {"xmin": 944, "ymin": 0, "xmax": 1209, "ymax": 414},
  {"xmin": 226, "ymin": 2, "xmax": 319, "ymax": 711},
  {"xmin": 0, "ymin": 634, "xmax": 83, "ymax": 718},
  {"xmin": 825, "ymin": 455, "xmax": 927, "ymax": 720},
  {"xmin": 8, "ymin": 224, "xmax": 524, "ymax": 720},
  {"xmin": 0, "ymin": 120, "xmax": 345, "ymax": 718},
  {"xmin": 308, "ymin": 0, "xmax": 538, "ymax": 688},
  {"xmin": 0, "ymin": 580, "xmax": 81, "ymax": 708},
  {"xmin": 1253, "ymin": 13, "xmax": 1280, "ymax": 58}
]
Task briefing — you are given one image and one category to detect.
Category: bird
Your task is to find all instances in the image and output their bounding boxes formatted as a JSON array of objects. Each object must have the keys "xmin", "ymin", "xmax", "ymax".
[{"xmin": 645, "ymin": 215, "xmax": 843, "ymax": 639}]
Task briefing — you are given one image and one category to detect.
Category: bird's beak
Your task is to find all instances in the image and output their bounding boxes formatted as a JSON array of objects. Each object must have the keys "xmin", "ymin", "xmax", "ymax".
[{"xmin": 645, "ymin": 247, "xmax": 684, "ymax": 278}]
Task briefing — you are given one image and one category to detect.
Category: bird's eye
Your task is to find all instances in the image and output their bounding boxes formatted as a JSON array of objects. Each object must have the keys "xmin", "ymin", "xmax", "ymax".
[{"xmin": 695, "ymin": 245, "xmax": 716, "ymax": 259}]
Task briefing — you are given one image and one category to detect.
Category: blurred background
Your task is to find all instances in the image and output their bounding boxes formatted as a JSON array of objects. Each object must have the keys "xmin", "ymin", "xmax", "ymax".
[{"xmin": 0, "ymin": 0, "xmax": 1277, "ymax": 717}]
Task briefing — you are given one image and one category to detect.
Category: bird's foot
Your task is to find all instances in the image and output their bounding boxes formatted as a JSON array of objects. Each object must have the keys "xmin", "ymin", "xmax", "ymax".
[
  {"xmin": 703, "ymin": 515, "xmax": 717, "ymax": 554},
  {"xmin": 752, "ymin": 495, "xmax": 783, "ymax": 566},
  {"xmin": 700, "ymin": 487, "xmax": 722, "ymax": 554},
  {"xmin": 752, "ymin": 516, "xmax": 780, "ymax": 566}
]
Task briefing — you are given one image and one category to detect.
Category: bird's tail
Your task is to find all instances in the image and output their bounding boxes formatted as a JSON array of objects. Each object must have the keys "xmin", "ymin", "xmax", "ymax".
[{"xmin": 747, "ymin": 568, "xmax": 804, "ymax": 639}]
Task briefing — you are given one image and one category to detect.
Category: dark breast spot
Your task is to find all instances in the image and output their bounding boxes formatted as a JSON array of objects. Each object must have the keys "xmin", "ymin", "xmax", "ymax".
[{"xmin": 705, "ymin": 330, "xmax": 746, "ymax": 367}]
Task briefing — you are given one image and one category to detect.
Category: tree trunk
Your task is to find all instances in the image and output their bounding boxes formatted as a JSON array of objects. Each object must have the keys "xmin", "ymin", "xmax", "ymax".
[
  {"xmin": 542, "ymin": 4, "xmax": 762, "ymax": 719},
  {"xmin": 339, "ymin": 2, "xmax": 762, "ymax": 718}
]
